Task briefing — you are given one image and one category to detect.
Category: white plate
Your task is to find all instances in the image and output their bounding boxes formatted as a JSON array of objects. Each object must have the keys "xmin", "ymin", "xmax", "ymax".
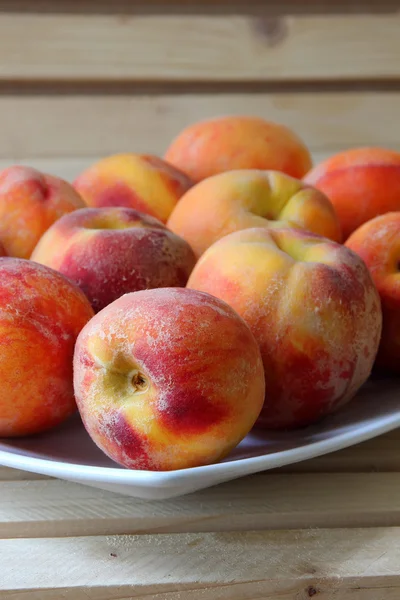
[{"xmin": 0, "ymin": 377, "xmax": 399, "ymax": 499}]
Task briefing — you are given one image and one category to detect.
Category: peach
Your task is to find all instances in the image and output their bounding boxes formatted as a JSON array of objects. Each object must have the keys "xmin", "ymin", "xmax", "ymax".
[
  {"xmin": 346, "ymin": 212, "xmax": 400, "ymax": 373},
  {"xmin": 304, "ymin": 147, "xmax": 400, "ymax": 240},
  {"xmin": 167, "ymin": 170, "xmax": 341, "ymax": 258},
  {"xmin": 73, "ymin": 154, "xmax": 193, "ymax": 224},
  {"xmin": 0, "ymin": 166, "xmax": 85, "ymax": 259},
  {"xmin": 187, "ymin": 227, "xmax": 382, "ymax": 429},
  {"xmin": 0, "ymin": 258, "xmax": 94, "ymax": 437},
  {"xmin": 164, "ymin": 116, "xmax": 312, "ymax": 183},
  {"xmin": 73, "ymin": 288, "xmax": 265, "ymax": 471},
  {"xmin": 0, "ymin": 241, "xmax": 6, "ymax": 257},
  {"xmin": 31, "ymin": 207, "xmax": 196, "ymax": 313}
]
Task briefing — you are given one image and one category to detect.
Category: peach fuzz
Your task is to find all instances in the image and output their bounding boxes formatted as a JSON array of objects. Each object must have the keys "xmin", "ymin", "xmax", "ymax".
[
  {"xmin": 167, "ymin": 170, "xmax": 341, "ymax": 258},
  {"xmin": 31, "ymin": 207, "xmax": 196, "ymax": 314},
  {"xmin": 304, "ymin": 147, "xmax": 400, "ymax": 240},
  {"xmin": 0, "ymin": 166, "xmax": 85, "ymax": 259},
  {"xmin": 73, "ymin": 154, "xmax": 193, "ymax": 224},
  {"xmin": 346, "ymin": 212, "xmax": 400, "ymax": 373},
  {"xmin": 187, "ymin": 227, "xmax": 382, "ymax": 429},
  {"xmin": 0, "ymin": 258, "xmax": 94, "ymax": 437},
  {"xmin": 73, "ymin": 288, "xmax": 265, "ymax": 471},
  {"xmin": 164, "ymin": 116, "xmax": 312, "ymax": 183}
]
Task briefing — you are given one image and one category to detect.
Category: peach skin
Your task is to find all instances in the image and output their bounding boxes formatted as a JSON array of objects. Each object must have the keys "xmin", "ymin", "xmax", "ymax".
[
  {"xmin": 31, "ymin": 207, "xmax": 197, "ymax": 313},
  {"xmin": 164, "ymin": 116, "xmax": 312, "ymax": 182},
  {"xmin": 73, "ymin": 288, "xmax": 265, "ymax": 470},
  {"xmin": 73, "ymin": 153, "xmax": 193, "ymax": 223},
  {"xmin": 167, "ymin": 170, "xmax": 341, "ymax": 258},
  {"xmin": 304, "ymin": 147, "xmax": 400, "ymax": 240},
  {"xmin": 0, "ymin": 258, "xmax": 94, "ymax": 437},
  {"xmin": 0, "ymin": 166, "xmax": 85, "ymax": 259},
  {"xmin": 346, "ymin": 212, "xmax": 400, "ymax": 373},
  {"xmin": 0, "ymin": 242, "xmax": 6, "ymax": 257},
  {"xmin": 187, "ymin": 227, "xmax": 382, "ymax": 429}
]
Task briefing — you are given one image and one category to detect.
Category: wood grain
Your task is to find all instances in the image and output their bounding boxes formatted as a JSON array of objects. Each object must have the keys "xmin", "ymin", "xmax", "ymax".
[
  {"xmin": 0, "ymin": 13, "xmax": 398, "ymax": 82},
  {"xmin": 0, "ymin": 467, "xmax": 49, "ymax": 481},
  {"xmin": 0, "ymin": 92, "xmax": 398, "ymax": 160},
  {"xmin": 1, "ymin": 472, "xmax": 400, "ymax": 538},
  {"xmin": 1, "ymin": 528, "xmax": 400, "ymax": 599}
]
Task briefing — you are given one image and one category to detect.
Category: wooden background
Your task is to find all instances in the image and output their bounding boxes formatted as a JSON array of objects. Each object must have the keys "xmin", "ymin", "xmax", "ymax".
[
  {"xmin": 0, "ymin": 0, "xmax": 399, "ymax": 179},
  {"xmin": 2, "ymin": 1, "xmax": 400, "ymax": 598}
]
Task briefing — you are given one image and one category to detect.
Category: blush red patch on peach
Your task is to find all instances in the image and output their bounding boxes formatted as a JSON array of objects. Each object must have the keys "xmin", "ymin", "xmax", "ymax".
[{"xmin": 94, "ymin": 183, "xmax": 154, "ymax": 216}]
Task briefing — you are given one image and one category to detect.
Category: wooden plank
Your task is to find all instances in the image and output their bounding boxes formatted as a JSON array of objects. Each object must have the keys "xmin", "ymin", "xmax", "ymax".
[
  {"xmin": 0, "ymin": 467, "xmax": 49, "ymax": 481},
  {"xmin": 1, "ymin": 528, "xmax": 400, "ymax": 598},
  {"xmin": 0, "ymin": 151, "xmax": 329, "ymax": 182},
  {"xmin": 1, "ymin": 472, "xmax": 400, "ymax": 538},
  {"xmin": 0, "ymin": 13, "xmax": 398, "ymax": 82},
  {"xmin": 0, "ymin": 158, "xmax": 96, "ymax": 182},
  {"xmin": 0, "ymin": 92, "xmax": 398, "ymax": 160}
]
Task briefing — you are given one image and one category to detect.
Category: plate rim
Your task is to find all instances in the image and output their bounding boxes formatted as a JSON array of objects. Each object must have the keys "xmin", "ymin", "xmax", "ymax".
[{"xmin": 1, "ymin": 409, "xmax": 399, "ymax": 490}]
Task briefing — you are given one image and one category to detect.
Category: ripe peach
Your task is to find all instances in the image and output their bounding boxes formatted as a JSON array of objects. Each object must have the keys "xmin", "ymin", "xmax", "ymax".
[
  {"xmin": 346, "ymin": 212, "xmax": 400, "ymax": 373},
  {"xmin": 0, "ymin": 258, "xmax": 94, "ymax": 437},
  {"xmin": 0, "ymin": 166, "xmax": 85, "ymax": 259},
  {"xmin": 0, "ymin": 241, "xmax": 6, "ymax": 257},
  {"xmin": 167, "ymin": 170, "xmax": 341, "ymax": 258},
  {"xmin": 73, "ymin": 288, "xmax": 265, "ymax": 470},
  {"xmin": 73, "ymin": 154, "xmax": 193, "ymax": 224},
  {"xmin": 187, "ymin": 227, "xmax": 382, "ymax": 429},
  {"xmin": 164, "ymin": 116, "xmax": 312, "ymax": 183},
  {"xmin": 31, "ymin": 207, "xmax": 197, "ymax": 313},
  {"xmin": 304, "ymin": 147, "xmax": 400, "ymax": 240}
]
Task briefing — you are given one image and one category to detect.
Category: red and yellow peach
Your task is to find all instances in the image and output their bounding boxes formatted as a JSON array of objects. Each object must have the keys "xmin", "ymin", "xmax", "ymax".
[
  {"xmin": 346, "ymin": 212, "xmax": 400, "ymax": 373},
  {"xmin": 164, "ymin": 116, "xmax": 312, "ymax": 183},
  {"xmin": 73, "ymin": 154, "xmax": 193, "ymax": 224},
  {"xmin": 0, "ymin": 166, "xmax": 85, "ymax": 259},
  {"xmin": 0, "ymin": 258, "xmax": 94, "ymax": 437},
  {"xmin": 304, "ymin": 147, "xmax": 400, "ymax": 240},
  {"xmin": 167, "ymin": 170, "xmax": 341, "ymax": 258},
  {"xmin": 31, "ymin": 207, "xmax": 197, "ymax": 313},
  {"xmin": 73, "ymin": 288, "xmax": 265, "ymax": 470},
  {"xmin": 188, "ymin": 227, "xmax": 382, "ymax": 429}
]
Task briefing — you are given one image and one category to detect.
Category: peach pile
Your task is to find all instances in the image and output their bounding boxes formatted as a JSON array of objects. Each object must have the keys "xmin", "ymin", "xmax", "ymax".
[
  {"xmin": 188, "ymin": 227, "xmax": 382, "ymax": 429},
  {"xmin": 165, "ymin": 116, "xmax": 312, "ymax": 182},
  {"xmin": 0, "ymin": 166, "xmax": 85, "ymax": 259},
  {"xmin": 73, "ymin": 153, "xmax": 193, "ymax": 223},
  {"xmin": 0, "ymin": 113, "xmax": 397, "ymax": 475},
  {"xmin": 74, "ymin": 288, "xmax": 265, "ymax": 470},
  {"xmin": 167, "ymin": 170, "xmax": 341, "ymax": 257},
  {"xmin": 0, "ymin": 258, "xmax": 93, "ymax": 437},
  {"xmin": 31, "ymin": 207, "xmax": 196, "ymax": 312}
]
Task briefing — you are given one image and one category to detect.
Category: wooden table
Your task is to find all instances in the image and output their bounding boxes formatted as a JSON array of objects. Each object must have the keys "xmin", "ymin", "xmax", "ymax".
[{"xmin": 2, "ymin": 429, "xmax": 400, "ymax": 599}]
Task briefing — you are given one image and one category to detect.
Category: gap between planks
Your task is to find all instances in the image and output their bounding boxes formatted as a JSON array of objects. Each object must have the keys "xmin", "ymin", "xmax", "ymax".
[
  {"xmin": 1, "ymin": 472, "xmax": 400, "ymax": 538},
  {"xmin": 1, "ymin": 528, "xmax": 400, "ymax": 599},
  {"xmin": 2, "ymin": 0, "xmax": 400, "ymax": 16}
]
